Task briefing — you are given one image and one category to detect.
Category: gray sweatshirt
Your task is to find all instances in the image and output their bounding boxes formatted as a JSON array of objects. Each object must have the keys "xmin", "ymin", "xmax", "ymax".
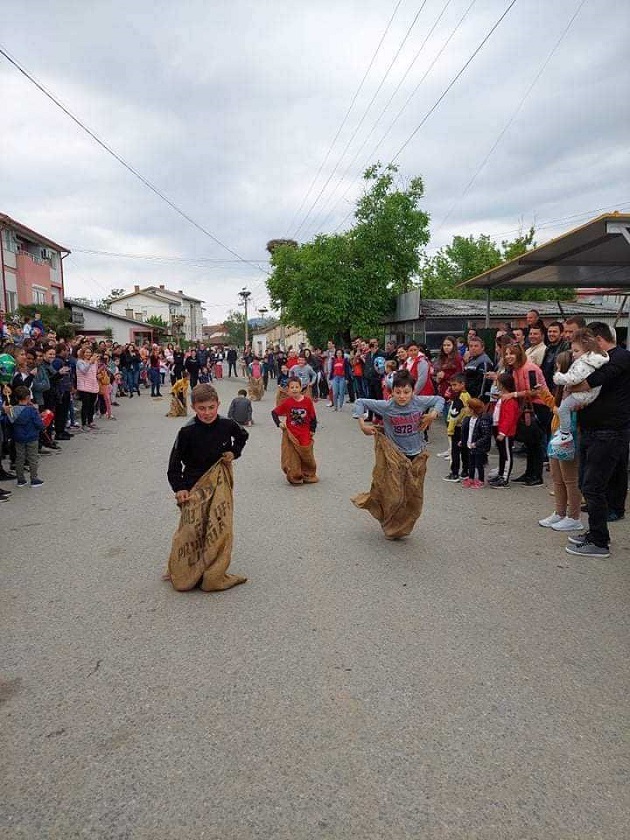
[
  {"xmin": 291, "ymin": 363, "xmax": 317, "ymax": 388},
  {"xmin": 353, "ymin": 395, "xmax": 445, "ymax": 456}
]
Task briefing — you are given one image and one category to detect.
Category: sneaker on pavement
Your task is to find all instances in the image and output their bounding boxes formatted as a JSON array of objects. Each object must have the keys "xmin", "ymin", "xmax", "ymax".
[
  {"xmin": 539, "ymin": 512, "xmax": 563, "ymax": 528},
  {"xmin": 565, "ymin": 541, "xmax": 609, "ymax": 558},
  {"xmin": 512, "ymin": 474, "xmax": 530, "ymax": 483},
  {"xmin": 443, "ymin": 473, "xmax": 460, "ymax": 482},
  {"xmin": 551, "ymin": 516, "xmax": 584, "ymax": 532},
  {"xmin": 16, "ymin": 479, "xmax": 28, "ymax": 487},
  {"xmin": 471, "ymin": 479, "xmax": 484, "ymax": 488},
  {"xmin": 567, "ymin": 533, "xmax": 592, "ymax": 546},
  {"xmin": 461, "ymin": 478, "xmax": 474, "ymax": 488},
  {"xmin": 489, "ymin": 477, "xmax": 510, "ymax": 488},
  {"xmin": 30, "ymin": 478, "xmax": 44, "ymax": 488},
  {"xmin": 524, "ymin": 478, "xmax": 544, "ymax": 487},
  {"xmin": 607, "ymin": 511, "xmax": 625, "ymax": 522},
  {"xmin": 436, "ymin": 449, "xmax": 451, "ymax": 458}
]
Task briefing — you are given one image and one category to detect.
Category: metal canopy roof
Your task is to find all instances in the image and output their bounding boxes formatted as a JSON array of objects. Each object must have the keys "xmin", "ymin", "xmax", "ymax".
[{"xmin": 457, "ymin": 213, "xmax": 630, "ymax": 290}]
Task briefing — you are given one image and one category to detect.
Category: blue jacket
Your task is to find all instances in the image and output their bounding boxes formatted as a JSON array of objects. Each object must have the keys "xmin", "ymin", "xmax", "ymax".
[{"xmin": 9, "ymin": 404, "xmax": 44, "ymax": 443}]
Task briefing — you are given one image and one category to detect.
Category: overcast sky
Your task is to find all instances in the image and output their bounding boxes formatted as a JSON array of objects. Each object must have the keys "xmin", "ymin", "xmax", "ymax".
[{"xmin": 2, "ymin": 0, "xmax": 629, "ymax": 321}]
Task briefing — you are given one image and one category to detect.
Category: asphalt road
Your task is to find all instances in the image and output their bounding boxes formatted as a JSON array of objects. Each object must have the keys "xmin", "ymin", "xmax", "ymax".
[{"xmin": 1, "ymin": 378, "xmax": 628, "ymax": 839}]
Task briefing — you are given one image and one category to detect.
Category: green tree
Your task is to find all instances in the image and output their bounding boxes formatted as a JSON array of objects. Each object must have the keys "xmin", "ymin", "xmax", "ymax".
[
  {"xmin": 97, "ymin": 288, "xmax": 127, "ymax": 310},
  {"xmin": 223, "ymin": 310, "xmax": 246, "ymax": 347},
  {"xmin": 421, "ymin": 227, "xmax": 574, "ymax": 301},
  {"xmin": 267, "ymin": 163, "xmax": 430, "ymax": 344},
  {"xmin": 146, "ymin": 314, "xmax": 168, "ymax": 327}
]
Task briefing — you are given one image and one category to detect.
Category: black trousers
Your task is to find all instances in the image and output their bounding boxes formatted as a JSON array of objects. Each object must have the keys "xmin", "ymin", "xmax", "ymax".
[
  {"xmin": 468, "ymin": 450, "xmax": 486, "ymax": 481},
  {"xmin": 580, "ymin": 429, "xmax": 629, "ymax": 547},
  {"xmin": 496, "ymin": 435, "xmax": 514, "ymax": 480},
  {"xmin": 54, "ymin": 391, "xmax": 70, "ymax": 436},
  {"xmin": 367, "ymin": 378, "xmax": 383, "ymax": 421},
  {"xmin": 450, "ymin": 427, "xmax": 468, "ymax": 476},
  {"xmin": 228, "ymin": 361, "xmax": 237, "ymax": 377}
]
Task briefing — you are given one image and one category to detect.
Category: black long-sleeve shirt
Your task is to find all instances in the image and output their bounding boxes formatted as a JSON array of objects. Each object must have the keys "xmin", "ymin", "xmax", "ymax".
[
  {"xmin": 167, "ymin": 415, "xmax": 249, "ymax": 491},
  {"xmin": 581, "ymin": 345, "xmax": 630, "ymax": 431}
]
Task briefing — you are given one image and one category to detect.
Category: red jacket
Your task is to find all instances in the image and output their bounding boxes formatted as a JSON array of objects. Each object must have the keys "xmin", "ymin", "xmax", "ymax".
[{"xmin": 497, "ymin": 397, "xmax": 520, "ymax": 437}]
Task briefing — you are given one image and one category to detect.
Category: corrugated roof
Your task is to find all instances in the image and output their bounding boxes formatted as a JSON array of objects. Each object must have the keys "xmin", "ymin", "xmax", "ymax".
[{"xmin": 416, "ymin": 298, "xmax": 620, "ymax": 319}]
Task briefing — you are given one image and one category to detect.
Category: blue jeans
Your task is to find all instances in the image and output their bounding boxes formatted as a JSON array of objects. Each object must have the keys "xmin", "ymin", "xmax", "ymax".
[
  {"xmin": 149, "ymin": 367, "xmax": 161, "ymax": 396},
  {"xmin": 332, "ymin": 376, "xmax": 346, "ymax": 409},
  {"xmin": 123, "ymin": 369, "xmax": 134, "ymax": 394}
]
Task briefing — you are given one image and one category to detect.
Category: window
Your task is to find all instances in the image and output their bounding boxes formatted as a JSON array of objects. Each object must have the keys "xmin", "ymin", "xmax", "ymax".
[
  {"xmin": 33, "ymin": 287, "xmax": 47, "ymax": 305},
  {"xmin": 51, "ymin": 289, "xmax": 60, "ymax": 307},
  {"xmin": 6, "ymin": 290, "xmax": 17, "ymax": 312}
]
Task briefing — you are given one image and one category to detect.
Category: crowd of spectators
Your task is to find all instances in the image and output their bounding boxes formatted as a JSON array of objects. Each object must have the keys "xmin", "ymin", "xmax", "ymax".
[{"xmin": 1, "ymin": 306, "xmax": 627, "ymax": 559}]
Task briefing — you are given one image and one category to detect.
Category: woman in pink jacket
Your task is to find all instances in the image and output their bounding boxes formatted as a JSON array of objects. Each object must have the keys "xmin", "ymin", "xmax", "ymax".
[{"xmin": 76, "ymin": 346, "xmax": 100, "ymax": 429}]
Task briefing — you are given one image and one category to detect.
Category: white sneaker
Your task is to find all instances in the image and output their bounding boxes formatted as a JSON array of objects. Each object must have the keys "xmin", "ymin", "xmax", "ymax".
[
  {"xmin": 539, "ymin": 512, "xmax": 563, "ymax": 528},
  {"xmin": 436, "ymin": 449, "xmax": 450, "ymax": 458},
  {"xmin": 487, "ymin": 467, "xmax": 499, "ymax": 480},
  {"xmin": 550, "ymin": 516, "xmax": 584, "ymax": 532}
]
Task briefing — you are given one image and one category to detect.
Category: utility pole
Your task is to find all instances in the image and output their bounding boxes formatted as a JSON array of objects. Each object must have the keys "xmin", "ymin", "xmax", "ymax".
[
  {"xmin": 258, "ymin": 307, "xmax": 268, "ymax": 353},
  {"xmin": 238, "ymin": 288, "xmax": 251, "ymax": 350}
]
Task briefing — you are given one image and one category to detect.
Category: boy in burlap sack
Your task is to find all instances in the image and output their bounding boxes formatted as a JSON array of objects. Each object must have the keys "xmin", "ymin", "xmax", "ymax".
[
  {"xmin": 352, "ymin": 369, "xmax": 444, "ymax": 539},
  {"xmin": 165, "ymin": 383, "xmax": 249, "ymax": 591},
  {"xmin": 271, "ymin": 376, "xmax": 318, "ymax": 485},
  {"xmin": 166, "ymin": 371, "xmax": 189, "ymax": 417}
]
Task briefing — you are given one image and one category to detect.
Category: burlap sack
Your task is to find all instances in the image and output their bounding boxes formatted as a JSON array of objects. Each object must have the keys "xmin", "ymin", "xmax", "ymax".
[
  {"xmin": 352, "ymin": 431, "xmax": 428, "ymax": 539},
  {"xmin": 247, "ymin": 376, "xmax": 265, "ymax": 401},
  {"xmin": 167, "ymin": 455, "xmax": 247, "ymax": 591},
  {"xmin": 166, "ymin": 395, "xmax": 187, "ymax": 417},
  {"xmin": 281, "ymin": 428, "xmax": 318, "ymax": 485},
  {"xmin": 275, "ymin": 386, "xmax": 288, "ymax": 406}
]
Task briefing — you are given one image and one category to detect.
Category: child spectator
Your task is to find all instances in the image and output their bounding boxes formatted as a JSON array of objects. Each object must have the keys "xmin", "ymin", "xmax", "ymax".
[
  {"xmin": 488, "ymin": 373, "xmax": 520, "ymax": 488},
  {"xmin": 4, "ymin": 385, "xmax": 44, "ymax": 487},
  {"xmin": 550, "ymin": 327, "xmax": 608, "ymax": 453},
  {"xmin": 381, "ymin": 360, "xmax": 397, "ymax": 401},
  {"xmin": 443, "ymin": 374, "xmax": 470, "ymax": 482},
  {"xmin": 198, "ymin": 365, "xmax": 212, "ymax": 384},
  {"xmin": 228, "ymin": 389, "xmax": 253, "ymax": 426},
  {"xmin": 460, "ymin": 398, "xmax": 492, "ymax": 488}
]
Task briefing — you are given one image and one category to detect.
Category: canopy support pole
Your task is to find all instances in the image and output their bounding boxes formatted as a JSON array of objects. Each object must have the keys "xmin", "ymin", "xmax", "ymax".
[{"xmin": 485, "ymin": 288, "xmax": 491, "ymax": 328}]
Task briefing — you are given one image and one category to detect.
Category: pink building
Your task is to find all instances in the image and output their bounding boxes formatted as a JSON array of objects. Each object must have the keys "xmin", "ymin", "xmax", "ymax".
[{"xmin": 0, "ymin": 214, "xmax": 70, "ymax": 313}]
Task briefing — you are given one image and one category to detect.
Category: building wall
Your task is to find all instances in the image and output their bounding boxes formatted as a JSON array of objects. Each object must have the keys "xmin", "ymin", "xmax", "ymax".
[
  {"xmin": 1, "ymin": 228, "xmax": 64, "ymax": 310},
  {"xmin": 109, "ymin": 292, "xmax": 203, "ymax": 341},
  {"xmin": 68, "ymin": 305, "xmax": 154, "ymax": 345}
]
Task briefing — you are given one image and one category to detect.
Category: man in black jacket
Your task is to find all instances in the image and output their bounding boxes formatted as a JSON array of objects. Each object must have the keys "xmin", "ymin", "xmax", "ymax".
[
  {"xmin": 541, "ymin": 321, "xmax": 569, "ymax": 389},
  {"xmin": 565, "ymin": 322, "xmax": 630, "ymax": 558}
]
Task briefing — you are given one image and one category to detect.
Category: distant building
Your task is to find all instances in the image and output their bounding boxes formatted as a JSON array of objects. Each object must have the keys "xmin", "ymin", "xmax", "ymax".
[
  {"xmin": 384, "ymin": 292, "xmax": 622, "ymax": 350},
  {"xmin": 64, "ymin": 299, "xmax": 165, "ymax": 345},
  {"xmin": 108, "ymin": 284, "xmax": 204, "ymax": 341},
  {"xmin": 0, "ymin": 213, "xmax": 70, "ymax": 313},
  {"xmin": 202, "ymin": 322, "xmax": 229, "ymax": 345}
]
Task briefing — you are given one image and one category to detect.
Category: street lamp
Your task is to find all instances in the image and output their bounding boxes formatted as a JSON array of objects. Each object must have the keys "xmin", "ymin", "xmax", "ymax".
[{"xmin": 238, "ymin": 288, "xmax": 251, "ymax": 349}]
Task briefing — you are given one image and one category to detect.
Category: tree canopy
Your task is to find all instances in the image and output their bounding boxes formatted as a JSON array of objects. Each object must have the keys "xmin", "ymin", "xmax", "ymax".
[
  {"xmin": 421, "ymin": 228, "xmax": 573, "ymax": 301},
  {"xmin": 267, "ymin": 163, "xmax": 430, "ymax": 345},
  {"xmin": 223, "ymin": 310, "xmax": 246, "ymax": 347}
]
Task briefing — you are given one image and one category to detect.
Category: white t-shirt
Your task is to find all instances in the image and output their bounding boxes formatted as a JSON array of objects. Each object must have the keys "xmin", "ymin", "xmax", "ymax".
[{"xmin": 467, "ymin": 416, "xmax": 478, "ymax": 448}]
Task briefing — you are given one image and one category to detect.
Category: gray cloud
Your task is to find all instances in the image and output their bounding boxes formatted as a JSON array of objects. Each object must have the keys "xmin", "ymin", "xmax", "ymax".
[{"xmin": 2, "ymin": 0, "xmax": 629, "ymax": 316}]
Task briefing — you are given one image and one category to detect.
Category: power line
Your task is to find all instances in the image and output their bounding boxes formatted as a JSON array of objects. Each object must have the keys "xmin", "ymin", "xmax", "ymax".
[
  {"xmin": 292, "ymin": 1, "xmax": 430, "ymax": 238},
  {"xmin": 303, "ymin": 0, "xmax": 459, "ymax": 239},
  {"xmin": 319, "ymin": 0, "xmax": 479, "ymax": 237},
  {"xmin": 428, "ymin": 200, "xmax": 630, "ymax": 252},
  {"xmin": 72, "ymin": 248, "xmax": 270, "ymax": 264},
  {"xmin": 0, "ymin": 45, "xmax": 268, "ymax": 276},
  {"xmin": 433, "ymin": 0, "xmax": 590, "ymax": 237},
  {"xmin": 392, "ymin": 0, "xmax": 519, "ymax": 161},
  {"xmin": 285, "ymin": 0, "xmax": 404, "ymax": 234}
]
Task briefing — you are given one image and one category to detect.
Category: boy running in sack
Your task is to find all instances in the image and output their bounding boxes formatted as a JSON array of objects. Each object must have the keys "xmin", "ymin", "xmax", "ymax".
[
  {"xmin": 351, "ymin": 369, "xmax": 444, "ymax": 539},
  {"xmin": 166, "ymin": 384, "xmax": 249, "ymax": 591},
  {"xmin": 271, "ymin": 376, "xmax": 318, "ymax": 484}
]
